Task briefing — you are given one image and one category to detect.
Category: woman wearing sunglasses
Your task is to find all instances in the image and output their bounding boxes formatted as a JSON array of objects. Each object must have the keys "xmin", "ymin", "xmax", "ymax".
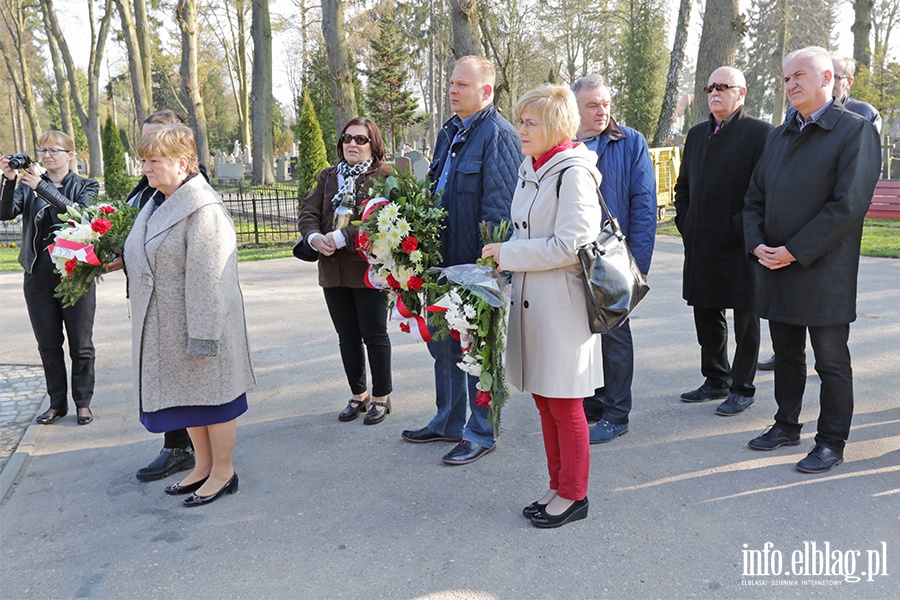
[
  {"xmin": 298, "ymin": 117, "xmax": 395, "ymax": 425},
  {"xmin": 0, "ymin": 131, "xmax": 100, "ymax": 426}
]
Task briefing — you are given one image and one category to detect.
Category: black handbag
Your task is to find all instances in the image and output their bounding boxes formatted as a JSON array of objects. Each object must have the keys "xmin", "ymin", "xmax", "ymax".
[
  {"xmin": 293, "ymin": 234, "xmax": 319, "ymax": 262},
  {"xmin": 568, "ymin": 172, "xmax": 649, "ymax": 334}
]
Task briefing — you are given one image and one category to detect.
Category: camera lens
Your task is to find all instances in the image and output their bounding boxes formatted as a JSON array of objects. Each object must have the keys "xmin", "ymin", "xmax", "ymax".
[{"xmin": 7, "ymin": 154, "xmax": 32, "ymax": 170}]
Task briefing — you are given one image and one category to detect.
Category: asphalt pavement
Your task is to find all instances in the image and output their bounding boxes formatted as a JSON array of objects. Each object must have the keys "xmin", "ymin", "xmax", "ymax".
[{"xmin": 0, "ymin": 236, "xmax": 897, "ymax": 600}]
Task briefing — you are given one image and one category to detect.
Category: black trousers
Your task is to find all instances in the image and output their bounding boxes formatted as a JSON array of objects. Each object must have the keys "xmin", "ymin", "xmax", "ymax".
[
  {"xmin": 692, "ymin": 306, "xmax": 760, "ymax": 396},
  {"xmin": 163, "ymin": 429, "xmax": 191, "ymax": 449},
  {"xmin": 23, "ymin": 253, "xmax": 96, "ymax": 411},
  {"xmin": 769, "ymin": 321, "xmax": 853, "ymax": 452},
  {"xmin": 585, "ymin": 319, "xmax": 634, "ymax": 424},
  {"xmin": 322, "ymin": 286, "xmax": 392, "ymax": 397}
]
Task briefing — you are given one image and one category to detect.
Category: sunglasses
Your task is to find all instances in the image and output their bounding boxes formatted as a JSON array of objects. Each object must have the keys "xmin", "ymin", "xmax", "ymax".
[
  {"xmin": 340, "ymin": 133, "xmax": 371, "ymax": 145},
  {"xmin": 703, "ymin": 83, "xmax": 741, "ymax": 94}
]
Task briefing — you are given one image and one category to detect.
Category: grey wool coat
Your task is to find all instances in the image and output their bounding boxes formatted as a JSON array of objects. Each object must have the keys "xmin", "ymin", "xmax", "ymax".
[
  {"xmin": 499, "ymin": 143, "xmax": 605, "ymax": 398},
  {"xmin": 124, "ymin": 175, "xmax": 256, "ymax": 415}
]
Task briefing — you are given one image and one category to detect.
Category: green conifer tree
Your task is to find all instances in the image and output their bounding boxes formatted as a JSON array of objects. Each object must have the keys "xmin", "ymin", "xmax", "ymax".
[
  {"xmin": 101, "ymin": 114, "xmax": 132, "ymax": 201},
  {"xmin": 294, "ymin": 90, "xmax": 329, "ymax": 202}
]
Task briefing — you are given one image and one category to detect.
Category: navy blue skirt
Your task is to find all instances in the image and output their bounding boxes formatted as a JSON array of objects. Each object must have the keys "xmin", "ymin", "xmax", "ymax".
[{"xmin": 140, "ymin": 393, "xmax": 248, "ymax": 434}]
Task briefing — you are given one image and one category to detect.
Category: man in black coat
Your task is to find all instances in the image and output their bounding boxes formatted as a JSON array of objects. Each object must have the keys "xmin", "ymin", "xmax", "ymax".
[
  {"xmin": 674, "ymin": 67, "xmax": 774, "ymax": 416},
  {"xmin": 743, "ymin": 47, "xmax": 881, "ymax": 473}
]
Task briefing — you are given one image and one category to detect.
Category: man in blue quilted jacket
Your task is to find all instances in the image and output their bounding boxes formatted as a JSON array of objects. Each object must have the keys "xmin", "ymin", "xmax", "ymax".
[
  {"xmin": 572, "ymin": 74, "xmax": 657, "ymax": 444},
  {"xmin": 401, "ymin": 55, "xmax": 522, "ymax": 465}
]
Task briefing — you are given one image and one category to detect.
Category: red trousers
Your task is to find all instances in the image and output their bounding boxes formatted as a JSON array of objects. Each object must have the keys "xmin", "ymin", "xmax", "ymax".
[{"xmin": 532, "ymin": 394, "xmax": 590, "ymax": 501}]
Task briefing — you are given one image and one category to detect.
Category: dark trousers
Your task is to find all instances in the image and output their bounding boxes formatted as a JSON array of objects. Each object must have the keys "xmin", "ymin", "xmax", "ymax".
[
  {"xmin": 322, "ymin": 286, "xmax": 392, "ymax": 397},
  {"xmin": 163, "ymin": 429, "xmax": 191, "ymax": 449},
  {"xmin": 585, "ymin": 319, "xmax": 634, "ymax": 424},
  {"xmin": 692, "ymin": 306, "xmax": 760, "ymax": 396},
  {"xmin": 769, "ymin": 321, "xmax": 853, "ymax": 452},
  {"xmin": 23, "ymin": 253, "xmax": 96, "ymax": 411}
]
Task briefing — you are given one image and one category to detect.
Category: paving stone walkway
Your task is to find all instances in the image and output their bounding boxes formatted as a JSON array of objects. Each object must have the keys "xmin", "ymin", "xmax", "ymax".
[{"xmin": 0, "ymin": 364, "xmax": 45, "ymax": 472}]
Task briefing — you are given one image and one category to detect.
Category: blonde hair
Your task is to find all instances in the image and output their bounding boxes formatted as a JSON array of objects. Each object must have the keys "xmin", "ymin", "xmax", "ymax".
[
  {"xmin": 454, "ymin": 55, "xmax": 496, "ymax": 87},
  {"xmin": 136, "ymin": 124, "xmax": 199, "ymax": 174},
  {"xmin": 38, "ymin": 130, "xmax": 75, "ymax": 153},
  {"xmin": 515, "ymin": 85, "xmax": 580, "ymax": 147}
]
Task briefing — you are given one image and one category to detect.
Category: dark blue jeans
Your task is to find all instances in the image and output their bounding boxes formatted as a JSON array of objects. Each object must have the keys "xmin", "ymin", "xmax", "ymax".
[{"xmin": 585, "ymin": 319, "xmax": 634, "ymax": 424}]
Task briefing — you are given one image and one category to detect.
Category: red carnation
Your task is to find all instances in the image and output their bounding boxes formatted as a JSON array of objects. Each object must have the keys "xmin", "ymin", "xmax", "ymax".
[
  {"xmin": 401, "ymin": 236, "xmax": 419, "ymax": 253},
  {"xmin": 91, "ymin": 218, "xmax": 111, "ymax": 235},
  {"xmin": 64, "ymin": 258, "xmax": 78, "ymax": 275},
  {"xmin": 357, "ymin": 231, "xmax": 370, "ymax": 249},
  {"xmin": 99, "ymin": 205, "xmax": 115, "ymax": 214},
  {"xmin": 475, "ymin": 390, "xmax": 492, "ymax": 408},
  {"xmin": 399, "ymin": 322, "xmax": 411, "ymax": 334},
  {"xmin": 386, "ymin": 274, "xmax": 401, "ymax": 289},
  {"xmin": 407, "ymin": 275, "xmax": 424, "ymax": 291}
]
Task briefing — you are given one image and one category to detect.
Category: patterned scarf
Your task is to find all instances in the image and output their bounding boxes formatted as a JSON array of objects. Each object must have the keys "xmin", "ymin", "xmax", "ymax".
[{"xmin": 331, "ymin": 158, "xmax": 374, "ymax": 209}]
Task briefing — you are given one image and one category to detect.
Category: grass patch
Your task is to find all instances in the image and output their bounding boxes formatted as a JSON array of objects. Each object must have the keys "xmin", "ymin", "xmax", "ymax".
[{"xmin": 0, "ymin": 245, "xmax": 21, "ymax": 271}]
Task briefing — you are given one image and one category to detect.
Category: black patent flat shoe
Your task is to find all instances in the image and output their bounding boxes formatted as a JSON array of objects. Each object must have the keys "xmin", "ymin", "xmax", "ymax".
[
  {"xmin": 36, "ymin": 409, "xmax": 67, "ymax": 425},
  {"xmin": 363, "ymin": 397, "xmax": 391, "ymax": 425},
  {"xmin": 338, "ymin": 398, "xmax": 369, "ymax": 422},
  {"xmin": 165, "ymin": 476, "xmax": 209, "ymax": 496},
  {"xmin": 183, "ymin": 473, "xmax": 239, "ymax": 507},
  {"xmin": 530, "ymin": 498, "xmax": 589, "ymax": 529},
  {"xmin": 522, "ymin": 501, "xmax": 549, "ymax": 519},
  {"xmin": 76, "ymin": 408, "xmax": 93, "ymax": 425}
]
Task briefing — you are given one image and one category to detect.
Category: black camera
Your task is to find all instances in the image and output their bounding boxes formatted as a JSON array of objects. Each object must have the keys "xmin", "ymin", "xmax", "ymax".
[{"xmin": 6, "ymin": 153, "xmax": 33, "ymax": 170}]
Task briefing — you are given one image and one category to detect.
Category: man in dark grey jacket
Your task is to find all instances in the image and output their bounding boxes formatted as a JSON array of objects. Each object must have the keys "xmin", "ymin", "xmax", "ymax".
[{"xmin": 743, "ymin": 46, "xmax": 881, "ymax": 474}]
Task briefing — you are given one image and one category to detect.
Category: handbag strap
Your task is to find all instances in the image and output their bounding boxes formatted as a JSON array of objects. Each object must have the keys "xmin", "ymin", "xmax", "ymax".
[{"xmin": 555, "ymin": 166, "xmax": 623, "ymax": 239}]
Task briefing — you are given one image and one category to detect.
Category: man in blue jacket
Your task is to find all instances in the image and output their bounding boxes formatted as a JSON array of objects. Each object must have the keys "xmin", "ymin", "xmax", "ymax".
[
  {"xmin": 401, "ymin": 55, "xmax": 521, "ymax": 465},
  {"xmin": 572, "ymin": 74, "xmax": 657, "ymax": 444}
]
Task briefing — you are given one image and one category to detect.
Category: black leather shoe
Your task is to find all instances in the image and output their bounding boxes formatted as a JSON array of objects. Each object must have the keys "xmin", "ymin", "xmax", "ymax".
[
  {"xmin": 363, "ymin": 397, "xmax": 391, "ymax": 425},
  {"xmin": 400, "ymin": 427, "xmax": 461, "ymax": 444},
  {"xmin": 715, "ymin": 393, "xmax": 754, "ymax": 416},
  {"xmin": 796, "ymin": 444, "xmax": 843, "ymax": 473},
  {"xmin": 338, "ymin": 398, "xmax": 369, "ymax": 422},
  {"xmin": 441, "ymin": 441, "xmax": 494, "ymax": 465},
  {"xmin": 522, "ymin": 501, "xmax": 549, "ymax": 519},
  {"xmin": 748, "ymin": 425, "xmax": 801, "ymax": 451},
  {"xmin": 758, "ymin": 355, "xmax": 776, "ymax": 371},
  {"xmin": 530, "ymin": 498, "xmax": 589, "ymax": 529},
  {"xmin": 680, "ymin": 384, "xmax": 730, "ymax": 403},
  {"xmin": 164, "ymin": 476, "xmax": 209, "ymax": 495},
  {"xmin": 76, "ymin": 407, "xmax": 93, "ymax": 425},
  {"xmin": 136, "ymin": 447, "xmax": 196, "ymax": 482},
  {"xmin": 183, "ymin": 473, "xmax": 239, "ymax": 507},
  {"xmin": 36, "ymin": 409, "xmax": 67, "ymax": 425}
]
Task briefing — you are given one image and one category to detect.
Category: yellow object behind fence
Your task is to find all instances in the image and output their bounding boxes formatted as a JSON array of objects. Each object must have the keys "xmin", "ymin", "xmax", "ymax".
[{"xmin": 649, "ymin": 146, "xmax": 681, "ymax": 219}]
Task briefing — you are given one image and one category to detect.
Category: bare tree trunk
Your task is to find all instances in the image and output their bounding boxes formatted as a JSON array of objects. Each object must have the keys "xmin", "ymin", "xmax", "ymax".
[
  {"xmin": 251, "ymin": 0, "xmax": 274, "ymax": 185},
  {"xmin": 40, "ymin": 6, "xmax": 75, "ymax": 139},
  {"xmin": 114, "ymin": 0, "xmax": 150, "ymax": 124},
  {"xmin": 653, "ymin": 0, "xmax": 692, "ymax": 147},
  {"xmin": 177, "ymin": 0, "xmax": 210, "ymax": 169},
  {"xmin": 133, "ymin": 0, "xmax": 153, "ymax": 110},
  {"xmin": 771, "ymin": 0, "xmax": 787, "ymax": 125},
  {"xmin": 691, "ymin": 0, "xmax": 740, "ymax": 126},
  {"xmin": 41, "ymin": 0, "xmax": 113, "ymax": 177},
  {"xmin": 852, "ymin": 0, "xmax": 874, "ymax": 69},
  {"xmin": 321, "ymin": 0, "xmax": 357, "ymax": 129},
  {"xmin": 447, "ymin": 0, "xmax": 478, "ymax": 58},
  {"xmin": 237, "ymin": 0, "xmax": 251, "ymax": 151},
  {"xmin": 1, "ymin": 0, "xmax": 43, "ymax": 150}
]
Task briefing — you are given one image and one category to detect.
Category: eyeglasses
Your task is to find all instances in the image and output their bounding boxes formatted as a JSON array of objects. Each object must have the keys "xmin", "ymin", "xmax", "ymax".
[
  {"xmin": 516, "ymin": 119, "xmax": 541, "ymax": 130},
  {"xmin": 340, "ymin": 134, "xmax": 371, "ymax": 145},
  {"xmin": 38, "ymin": 147, "xmax": 69, "ymax": 156},
  {"xmin": 703, "ymin": 83, "xmax": 741, "ymax": 94}
]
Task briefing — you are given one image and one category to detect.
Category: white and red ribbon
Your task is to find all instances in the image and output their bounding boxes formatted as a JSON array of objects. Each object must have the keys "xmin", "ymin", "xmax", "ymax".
[{"xmin": 47, "ymin": 239, "xmax": 101, "ymax": 266}]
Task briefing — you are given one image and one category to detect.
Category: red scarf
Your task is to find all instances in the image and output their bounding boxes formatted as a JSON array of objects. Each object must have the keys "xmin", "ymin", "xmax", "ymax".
[{"xmin": 532, "ymin": 141, "xmax": 578, "ymax": 171}]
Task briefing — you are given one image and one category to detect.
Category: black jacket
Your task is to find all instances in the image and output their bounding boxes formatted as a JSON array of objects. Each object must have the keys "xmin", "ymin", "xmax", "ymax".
[
  {"xmin": 743, "ymin": 102, "xmax": 881, "ymax": 326},
  {"xmin": 674, "ymin": 107, "xmax": 773, "ymax": 308},
  {"xmin": 0, "ymin": 171, "xmax": 99, "ymax": 272}
]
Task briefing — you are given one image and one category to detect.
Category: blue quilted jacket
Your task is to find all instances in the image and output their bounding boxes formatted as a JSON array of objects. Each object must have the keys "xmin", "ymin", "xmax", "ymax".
[
  {"xmin": 591, "ymin": 120, "xmax": 657, "ymax": 274},
  {"xmin": 428, "ymin": 105, "xmax": 522, "ymax": 265}
]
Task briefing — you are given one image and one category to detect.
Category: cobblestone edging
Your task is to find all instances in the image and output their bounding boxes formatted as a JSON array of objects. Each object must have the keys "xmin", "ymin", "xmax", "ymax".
[{"xmin": 0, "ymin": 364, "xmax": 46, "ymax": 472}]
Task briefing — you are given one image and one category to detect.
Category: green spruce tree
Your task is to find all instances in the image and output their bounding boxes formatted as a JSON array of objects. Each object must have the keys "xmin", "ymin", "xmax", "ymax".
[
  {"xmin": 294, "ymin": 90, "xmax": 329, "ymax": 202},
  {"xmin": 365, "ymin": 11, "xmax": 424, "ymax": 154},
  {"xmin": 101, "ymin": 114, "xmax": 132, "ymax": 201}
]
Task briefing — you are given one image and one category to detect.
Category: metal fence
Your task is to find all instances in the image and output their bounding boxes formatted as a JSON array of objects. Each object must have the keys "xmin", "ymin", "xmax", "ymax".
[{"xmin": 216, "ymin": 183, "xmax": 303, "ymax": 246}]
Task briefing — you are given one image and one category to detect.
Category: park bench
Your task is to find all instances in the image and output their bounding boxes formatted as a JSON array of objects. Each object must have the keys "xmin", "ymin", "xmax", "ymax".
[{"xmin": 866, "ymin": 180, "xmax": 900, "ymax": 220}]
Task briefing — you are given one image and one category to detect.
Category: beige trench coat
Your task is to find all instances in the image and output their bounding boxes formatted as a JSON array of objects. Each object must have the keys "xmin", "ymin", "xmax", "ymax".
[
  {"xmin": 123, "ymin": 175, "xmax": 256, "ymax": 414},
  {"xmin": 499, "ymin": 144, "xmax": 604, "ymax": 398}
]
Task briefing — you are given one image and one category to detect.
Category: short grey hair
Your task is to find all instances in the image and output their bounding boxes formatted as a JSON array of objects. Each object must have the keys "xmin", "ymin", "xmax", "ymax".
[
  {"xmin": 571, "ymin": 74, "xmax": 608, "ymax": 95},
  {"xmin": 831, "ymin": 53, "xmax": 856, "ymax": 77},
  {"xmin": 783, "ymin": 46, "xmax": 833, "ymax": 76}
]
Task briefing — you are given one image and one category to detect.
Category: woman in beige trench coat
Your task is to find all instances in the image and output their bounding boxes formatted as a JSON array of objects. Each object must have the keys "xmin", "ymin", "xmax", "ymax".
[{"xmin": 483, "ymin": 85, "xmax": 603, "ymax": 529}]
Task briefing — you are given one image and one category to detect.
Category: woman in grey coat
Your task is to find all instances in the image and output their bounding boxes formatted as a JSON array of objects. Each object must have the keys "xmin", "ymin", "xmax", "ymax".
[{"xmin": 124, "ymin": 124, "xmax": 255, "ymax": 507}]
